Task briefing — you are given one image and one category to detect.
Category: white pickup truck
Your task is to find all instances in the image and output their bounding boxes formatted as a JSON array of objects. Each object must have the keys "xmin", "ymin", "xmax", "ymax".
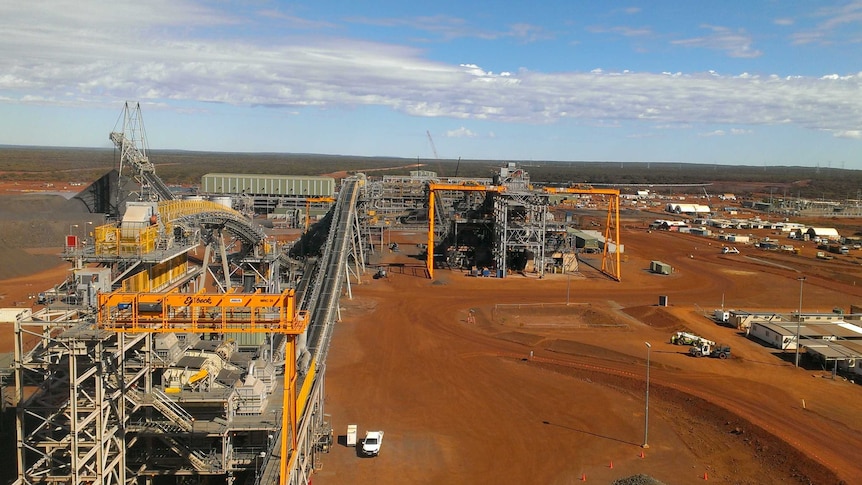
[{"xmin": 362, "ymin": 430, "xmax": 384, "ymax": 456}]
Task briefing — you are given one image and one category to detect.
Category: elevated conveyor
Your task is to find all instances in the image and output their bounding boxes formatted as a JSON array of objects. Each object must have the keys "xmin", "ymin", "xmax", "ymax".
[
  {"xmin": 262, "ymin": 175, "xmax": 365, "ymax": 485},
  {"xmin": 158, "ymin": 199, "xmax": 267, "ymax": 248}
]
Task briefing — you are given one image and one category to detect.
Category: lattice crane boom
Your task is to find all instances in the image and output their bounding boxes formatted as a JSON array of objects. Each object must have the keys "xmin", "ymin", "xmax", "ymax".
[{"xmin": 426, "ymin": 130, "xmax": 439, "ymax": 160}]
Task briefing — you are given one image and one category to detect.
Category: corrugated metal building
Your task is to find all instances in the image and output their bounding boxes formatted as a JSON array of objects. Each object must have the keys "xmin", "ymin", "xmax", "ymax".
[{"xmin": 201, "ymin": 173, "xmax": 336, "ymax": 198}]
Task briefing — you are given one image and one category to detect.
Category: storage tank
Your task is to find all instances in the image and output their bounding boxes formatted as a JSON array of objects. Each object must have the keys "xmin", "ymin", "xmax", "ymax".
[{"xmin": 211, "ymin": 196, "xmax": 233, "ymax": 209}]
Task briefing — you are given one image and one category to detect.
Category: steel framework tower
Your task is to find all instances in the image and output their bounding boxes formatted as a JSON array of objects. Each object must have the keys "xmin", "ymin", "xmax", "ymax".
[
  {"xmin": 110, "ymin": 102, "xmax": 175, "ymax": 207},
  {"xmin": 493, "ymin": 191, "xmax": 549, "ymax": 278},
  {"xmin": 15, "ymin": 316, "xmax": 138, "ymax": 484}
]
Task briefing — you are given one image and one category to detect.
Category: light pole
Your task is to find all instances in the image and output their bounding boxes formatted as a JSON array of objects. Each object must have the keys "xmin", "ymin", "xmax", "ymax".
[
  {"xmin": 795, "ymin": 276, "xmax": 806, "ymax": 367},
  {"xmin": 643, "ymin": 341, "xmax": 651, "ymax": 449}
]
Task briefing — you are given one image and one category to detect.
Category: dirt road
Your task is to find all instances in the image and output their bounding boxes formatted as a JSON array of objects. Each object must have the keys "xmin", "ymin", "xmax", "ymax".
[{"xmin": 315, "ymin": 224, "xmax": 861, "ymax": 485}]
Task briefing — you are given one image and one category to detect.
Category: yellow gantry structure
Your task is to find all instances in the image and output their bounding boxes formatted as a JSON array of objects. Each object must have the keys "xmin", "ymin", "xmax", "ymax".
[
  {"xmin": 426, "ymin": 183, "xmax": 507, "ymax": 279},
  {"xmin": 97, "ymin": 288, "xmax": 308, "ymax": 485},
  {"xmin": 426, "ymin": 183, "xmax": 621, "ymax": 281},
  {"xmin": 543, "ymin": 186, "xmax": 621, "ymax": 281}
]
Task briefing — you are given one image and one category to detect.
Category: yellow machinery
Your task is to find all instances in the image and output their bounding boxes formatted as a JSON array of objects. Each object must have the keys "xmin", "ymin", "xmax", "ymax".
[{"xmin": 97, "ymin": 288, "xmax": 308, "ymax": 485}]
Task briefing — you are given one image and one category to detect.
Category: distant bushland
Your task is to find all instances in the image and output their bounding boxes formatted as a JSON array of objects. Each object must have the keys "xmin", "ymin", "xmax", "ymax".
[{"xmin": 1, "ymin": 146, "xmax": 859, "ymax": 200}]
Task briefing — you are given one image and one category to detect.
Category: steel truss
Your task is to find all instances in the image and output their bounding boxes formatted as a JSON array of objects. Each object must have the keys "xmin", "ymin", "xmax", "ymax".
[
  {"xmin": 15, "ymin": 319, "xmax": 138, "ymax": 484},
  {"xmin": 493, "ymin": 192, "xmax": 549, "ymax": 278}
]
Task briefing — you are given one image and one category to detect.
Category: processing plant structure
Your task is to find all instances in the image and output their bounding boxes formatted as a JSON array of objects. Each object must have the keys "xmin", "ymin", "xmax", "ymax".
[
  {"xmin": 364, "ymin": 163, "xmax": 621, "ymax": 281},
  {"xmin": 12, "ymin": 103, "xmax": 364, "ymax": 485},
  {"xmin": 8, "ymin": 103, "xmax": 622, "ymax": 485}
]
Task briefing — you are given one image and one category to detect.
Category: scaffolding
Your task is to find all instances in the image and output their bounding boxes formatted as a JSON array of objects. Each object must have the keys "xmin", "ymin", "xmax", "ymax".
[
  {"xmin": 14, "ymin": 289, "xmax": 308, "ymax": 485},
  {"xmin": 493, "ymin": 191, "xmax": 549, "ymax": 277}
]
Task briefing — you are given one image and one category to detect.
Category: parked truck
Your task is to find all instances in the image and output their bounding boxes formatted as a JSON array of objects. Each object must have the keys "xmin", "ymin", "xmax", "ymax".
[
  {"xmin": 689, "ymin": 339, "xmax": 731, "ymax": 359},
  {"xmin": 670, "ymin": 331, "xmax": 704, "ymax": 345},
  {"xmin": 828, "ymin": 245, "xmax": 850, "ymax": 255}
]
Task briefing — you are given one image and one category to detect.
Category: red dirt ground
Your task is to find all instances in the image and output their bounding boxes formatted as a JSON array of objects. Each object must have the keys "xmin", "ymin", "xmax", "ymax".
[
  {"xmin": 3, "ymin": 190, "xmax": 862, "ymax": 484},
  {"xmin": 314, "ymin": 224, "xmax": 862, "ymax": 485}
]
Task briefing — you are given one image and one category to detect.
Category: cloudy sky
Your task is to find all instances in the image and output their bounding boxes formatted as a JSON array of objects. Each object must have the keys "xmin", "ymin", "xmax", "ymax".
[{"xmin": 2, "ymin": 1, "xmax": 862, "ymax": 168}]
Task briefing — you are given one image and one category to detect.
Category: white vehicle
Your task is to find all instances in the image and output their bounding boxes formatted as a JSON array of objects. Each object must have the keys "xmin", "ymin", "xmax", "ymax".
[
  {"xmin": 689, "ymin": 340, "xmax": 731, "ymax": 359},
  {"xmin": 362, "ymin": 430, "xmax": 384, "ymax": 456},
  {"xmin": 722, "ymin": 246, "xmax": 740, "ymax": 254},
  {"xmin": 671, "ymin": 331, "xmax": 703, "ymax": 345}
]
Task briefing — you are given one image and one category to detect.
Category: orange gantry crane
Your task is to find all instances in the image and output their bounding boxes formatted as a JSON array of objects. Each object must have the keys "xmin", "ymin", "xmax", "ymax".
[
  {"xmin": 97, "ymin": 287, "xmax": 308, "ymax": 485},
  {"xmin": 543, "ymin": 186, "xmax": 621, "ymax": 281},
  {"xmin": 425, "ymin": 183, "xmax": 621, "ymax": 281}
]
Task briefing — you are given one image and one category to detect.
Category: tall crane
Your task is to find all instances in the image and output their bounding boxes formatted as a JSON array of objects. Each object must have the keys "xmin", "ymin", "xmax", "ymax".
[{"xmin": 426, "ymin": 130, "xmax": 439, "ymax": 161}]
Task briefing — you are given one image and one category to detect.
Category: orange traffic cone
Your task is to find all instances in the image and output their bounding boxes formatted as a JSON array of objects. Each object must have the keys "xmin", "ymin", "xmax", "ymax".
[
  {"xmin": 703, "ymin": 471, "xmax": 709, "ymax": 480},
  {"xmin": 639, "ymin": 451, "xmax": 645, "ymax": 459},
  {"xmin": 581, "ymin": 473, "xmax": 587, "ymax": 481},
  {"xmin": 609, "ymin": 460, "xmax": 614, "ymax": 469}
]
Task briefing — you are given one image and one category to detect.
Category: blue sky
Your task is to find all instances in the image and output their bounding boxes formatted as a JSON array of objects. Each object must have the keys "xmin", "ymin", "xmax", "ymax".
[{"xmin": 1, "ymin": 1, "xmax": 862, "ymax": 168}]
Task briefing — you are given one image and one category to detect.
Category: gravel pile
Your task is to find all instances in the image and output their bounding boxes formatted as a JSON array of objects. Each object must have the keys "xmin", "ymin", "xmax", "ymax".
[{"xmin": 612, "ymin": 475, "xmax": 667, "ymax": 485}]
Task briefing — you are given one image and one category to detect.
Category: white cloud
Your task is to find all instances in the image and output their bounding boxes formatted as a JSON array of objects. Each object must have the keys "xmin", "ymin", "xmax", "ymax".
[
  {"xmin": 348, "ymin": 15, "xmax": 551, "ymax": 43},
  {"xmin": 789, "ymin": 2, "xmax": 862, "ymax": 45},
  {"xmin": 587, "ymin": 25, "xmax": 654, "ymax": 37},
  {"xmin": 672, "ymin": 25, "xmax": 762, "ymax": 58},
  {"xmin": 445, "ymin": 127, "xmax": 478, "ymax": 138},
  {"xmin": 257, "ymin": 10, "xmax": 337, "ymax": 30},
  {"xmin": 815, "ymin": 2, "xmax": 862, "ymax": 30},
  {"xmin": 790, "ymin": 31, "xmax": 826, "ymax": 46},
  {"xmin": 699, "ymin": 128, "xmax": 751, "ymax": 137},
  {"xmin": 833, "ymin": 130, "xmax": 862, "ymax": 139},
  {"xmin": 609, "ymin": 7, "xmax": 642, "ymax": 16},
  {"xmin": 1, "ymin": 0, "xmax": 861, "ymax": 142}
]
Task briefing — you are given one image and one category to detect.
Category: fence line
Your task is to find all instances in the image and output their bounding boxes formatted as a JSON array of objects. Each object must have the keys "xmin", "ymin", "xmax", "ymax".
[{"xmin": 494, "ymin": 302, "xmax": 589, "ymax": 313}]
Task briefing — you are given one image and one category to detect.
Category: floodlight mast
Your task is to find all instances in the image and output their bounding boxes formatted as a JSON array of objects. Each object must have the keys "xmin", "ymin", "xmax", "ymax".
[{"xmin": 795, "ymin": 276, "xmax": 806, "ymax": 367}]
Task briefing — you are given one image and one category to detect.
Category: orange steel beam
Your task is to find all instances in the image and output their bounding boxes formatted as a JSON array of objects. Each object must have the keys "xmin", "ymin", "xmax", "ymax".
[
  {"xmin": 602, "ymin": 193, "xmax": 621, "ymax": 281},
  {"xmin": 97, "ymin": 288, "xmax": 309, "ymax": 485},
  {"xmin": 542, "ymin": 186, "xmax": 621, "ymax": 196},
  {"xmin": 543, "ymin": 187, "xmax": 621, "ymax": 281},
  {"xmin": 426, "ymin": 183, "xmax": 507, "ymax": 279}
]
